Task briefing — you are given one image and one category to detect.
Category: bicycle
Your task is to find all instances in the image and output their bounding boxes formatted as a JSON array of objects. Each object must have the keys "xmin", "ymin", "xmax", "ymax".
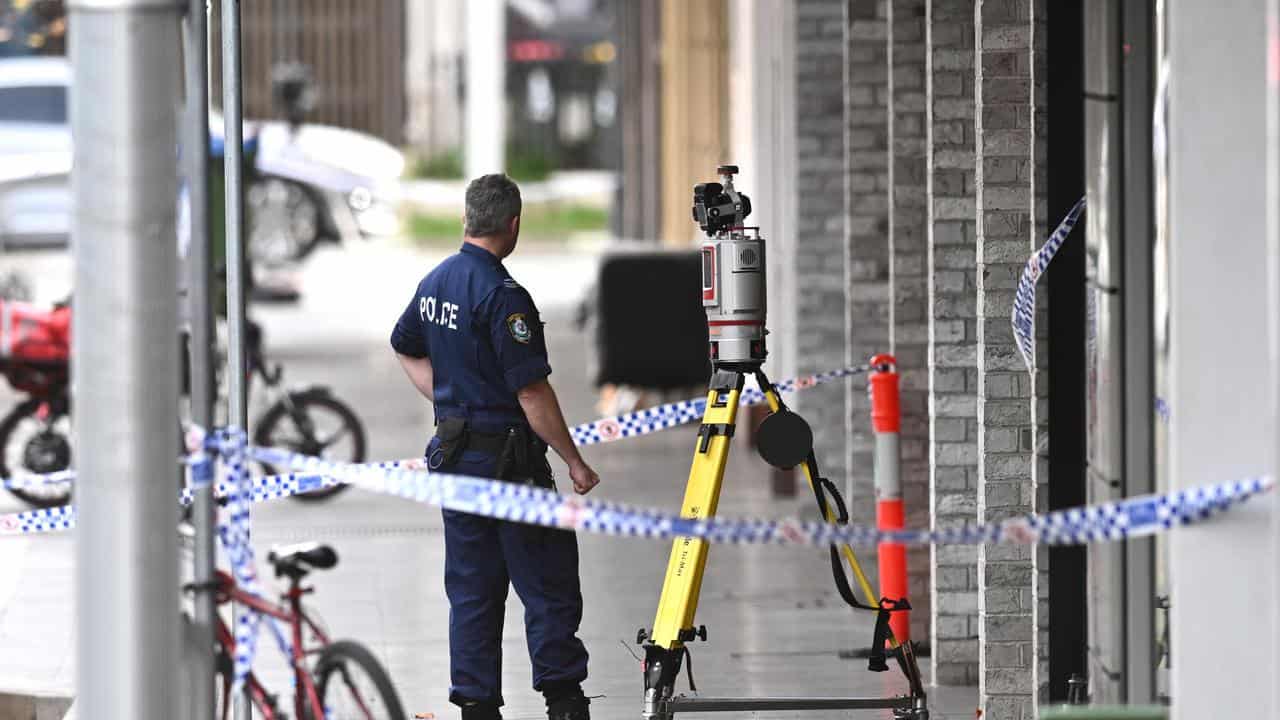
[
  {"xmin": 191, "ymin": 541, "xmax": 407, "ymax": 719},
  {"xmin": 244, "ymin": 320, "xmax": 365, "ymax": 501},
  {"xmin": 0, "ymin": 309, "xmax": 365, "ymax": 507}
]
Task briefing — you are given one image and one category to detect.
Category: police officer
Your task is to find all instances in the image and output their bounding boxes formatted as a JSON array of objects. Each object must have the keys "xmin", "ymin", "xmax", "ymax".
[{"xmin": 390, "ymin": 174, "xmax": 599, "ymax": 720}]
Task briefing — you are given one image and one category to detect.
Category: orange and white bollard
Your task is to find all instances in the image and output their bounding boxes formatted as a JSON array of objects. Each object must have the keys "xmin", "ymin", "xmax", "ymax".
[{"xmin": 868, "ymin": 354, "xmax": 909, "ymax": 644}]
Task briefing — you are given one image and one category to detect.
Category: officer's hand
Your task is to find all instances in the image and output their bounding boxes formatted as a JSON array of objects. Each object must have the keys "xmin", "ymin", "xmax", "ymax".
[{"xmin": 569, "ymin": 460, "xmax": 600, "ymax": 495}]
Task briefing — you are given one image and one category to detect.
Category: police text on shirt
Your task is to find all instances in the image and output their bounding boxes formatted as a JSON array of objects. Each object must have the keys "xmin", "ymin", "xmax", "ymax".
[{"xmin": 420, "ymin": 296, "xmax": 459, "ymax": 330}]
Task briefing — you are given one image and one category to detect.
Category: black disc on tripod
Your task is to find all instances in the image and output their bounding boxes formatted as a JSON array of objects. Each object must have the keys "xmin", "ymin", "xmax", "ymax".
[{"xmin": 756, "ymin": 410, "xmax": 814, "ymax": 469}]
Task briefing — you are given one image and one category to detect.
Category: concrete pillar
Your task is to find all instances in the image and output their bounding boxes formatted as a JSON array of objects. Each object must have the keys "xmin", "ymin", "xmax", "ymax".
[
  {"xmin": 843, "ymin": 0, "xmax": 890, "ymax": 525},
  {"xmin": 974, "ymin": 0, "xmax": 1041, "ymax": 715},
  {"xmin": 465, "ymin": 0, "xmax": 505, "ymax": 177},
  {"xmin": 887, "ymin": 0, "xmax": 932, "ymax": 644},
  {"xmin": 795, "ymin": 0, "xmax": 853, "ymax": 504},
  {"xmin": 405, "ymin": 0, "xmax": 464, "ymax": 156},
  {"xmin": 1166, "ymin": 1, "xmax": 1275, "ymax": 717},
  {"xmin": 729, "ymin": 0, "xmax": 798, "ymax": 382},
  {"xmin": 925, "ymin": 0, "xmax": 980, "ymax": 687}
]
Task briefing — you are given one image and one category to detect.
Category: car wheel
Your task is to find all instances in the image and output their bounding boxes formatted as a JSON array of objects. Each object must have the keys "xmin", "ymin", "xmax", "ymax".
[{"xmin": 246, "ymin": 177, "xmax": 323, "ymax": 267}]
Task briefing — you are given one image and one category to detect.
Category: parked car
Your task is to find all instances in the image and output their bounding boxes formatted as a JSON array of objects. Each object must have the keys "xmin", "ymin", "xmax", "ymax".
[
  {"xmin": 0, "ymin": 56, "xmax": 404, "ymax": 265},
  {"xmin": 0, "ymin": 58, "xmax": 70, "ymax": 252}
]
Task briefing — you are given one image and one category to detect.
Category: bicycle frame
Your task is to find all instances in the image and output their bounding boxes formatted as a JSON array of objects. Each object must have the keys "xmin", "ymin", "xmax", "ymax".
[{"xmin": 213, "ymin": 569, "xmax": 331, "ymax": 720}]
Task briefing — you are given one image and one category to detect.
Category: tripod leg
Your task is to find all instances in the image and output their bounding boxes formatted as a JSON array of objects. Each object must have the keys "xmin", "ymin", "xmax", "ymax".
[{"xmin": 642, "ymin": 371, "xmax": 745, "ymax": 717}]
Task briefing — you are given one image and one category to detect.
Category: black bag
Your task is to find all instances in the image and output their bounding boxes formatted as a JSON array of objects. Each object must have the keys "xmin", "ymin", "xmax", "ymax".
[{"xmin": 593, "ymin": 251, "xmax": 711, "ymax": 389}]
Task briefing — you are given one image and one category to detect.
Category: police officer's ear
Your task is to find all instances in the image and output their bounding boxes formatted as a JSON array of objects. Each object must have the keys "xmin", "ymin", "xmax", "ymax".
[{"xmin": 509, "ymin": 214, "xmax": 521, "ymax": 239}]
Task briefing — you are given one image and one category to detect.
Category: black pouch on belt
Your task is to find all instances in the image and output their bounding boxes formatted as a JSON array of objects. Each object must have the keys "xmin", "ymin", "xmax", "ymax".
[
  {"xmin": 494, "ymin": 428, "xmax": 518, "ymax": 480},
  {"xmin": 435, "ymin": 417, "xmax": 470, "ymax": 468},
  {"xmin": 496, "ymin": 426, "xmax": 554, "ymax": 489}
]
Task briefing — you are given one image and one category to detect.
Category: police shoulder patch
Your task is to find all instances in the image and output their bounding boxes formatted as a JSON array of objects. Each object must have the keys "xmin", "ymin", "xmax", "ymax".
[{"xmin": 506, "ymin": 313, "xmax": 532, "ymax": 344}]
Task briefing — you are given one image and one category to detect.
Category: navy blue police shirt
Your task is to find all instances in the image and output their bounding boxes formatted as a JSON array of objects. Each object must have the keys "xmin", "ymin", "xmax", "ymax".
[{"xmin": 390, "ymin": 243, "xmax": 551, "ymax": 430}]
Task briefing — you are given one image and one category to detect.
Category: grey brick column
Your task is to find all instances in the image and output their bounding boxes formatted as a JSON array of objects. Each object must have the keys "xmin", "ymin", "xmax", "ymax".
[
  {"xmin": 974, "ymin": 0, "xmax": 1040, "ymax": 716},
  {"xmin": 925, "ymin": 0, "xmax": 979, "ymax": 686},
  {"xmin": 972, "ymin": 0, "xmax": 1044, "ymax": 712},
  {"xmin": 843, "ymin": 0, "xmax": 889, "ymax": 526},
  {"xmin": 795, "ymin": 0, "xmax": 850, "ymax": 491},
  {"xmin": 887, "ymin": 0, "xmax": 931, "ymax": 644}
]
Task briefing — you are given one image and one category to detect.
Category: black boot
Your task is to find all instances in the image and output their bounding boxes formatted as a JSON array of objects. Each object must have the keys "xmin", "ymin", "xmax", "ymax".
[
  {"xmin": 546, "ymin": 694, "xmax": 590, "ymax": 720},
  {"xmin": 460, "ymin": 701, "xmax": 502, "ymax": 720}
]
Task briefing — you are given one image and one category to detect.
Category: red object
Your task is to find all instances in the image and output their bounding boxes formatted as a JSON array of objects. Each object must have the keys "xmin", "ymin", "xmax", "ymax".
[
  {"xmin": 0, "ymin": 301, "xmax": 70, "ymax": 363},
  {"xmin": 868, "ymin": 354, "xmax": 900, "ymax": 433},
  {"xmin": 508, "ymin": 39, "xmax": 564, "ymax": 63},
  {"xmin": 0, "ymin": 301, "xmax": 71, "ymax": 394},
  {"xmin": 877, "ymin": 498, "xmax": 909, "ymax": 644},
  {"xmin": 706, "ymin": 320, "xmax": 764, "ymax": 327},
  {"xmin": 701, "ymin": 246, "xmax": 716, "ymax": 301},
  {"xmin": 869, "ymin": 353, "xmax": 909, "ymax": 644}
]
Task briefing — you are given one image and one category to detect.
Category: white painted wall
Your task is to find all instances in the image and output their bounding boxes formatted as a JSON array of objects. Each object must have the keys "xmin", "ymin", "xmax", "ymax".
[
  {"xmin": 1167, "ymin": 1, "xmax": 1275, "ymax": 716},
  {"xmin": 727, "ymin": 0, "xmax": 798, "ymax": 383},
  {"xmin": 405, "ymin": 0, "xmax": 465, "ymax": 155},
  {"xmin": 465, "ymin": 0, "xmax": 507, "ymax": 178}
]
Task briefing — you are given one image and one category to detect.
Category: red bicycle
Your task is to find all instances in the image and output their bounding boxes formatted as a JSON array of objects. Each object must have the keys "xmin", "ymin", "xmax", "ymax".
[{"xmin": 196, "ymin": 542, "xmax": 407, "ymax": 720}]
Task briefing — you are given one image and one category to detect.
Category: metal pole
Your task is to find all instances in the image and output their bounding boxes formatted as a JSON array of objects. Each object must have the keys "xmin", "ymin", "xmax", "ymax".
[
  {"xmin": 222, "ymin": 0, "xmax": 248, "ymax": 430},
  {"xmin": 184, "ymin": 0, "xmax": 217, "ymax": 717},
  {"xmin": 69, "ymin": 1, "xmax": 182, "ymax": 718},
  {"xmin": 1121, "ymin": 0, "xmax": 1157, "ymax": 703},
  {"xmin": 221, "ymin": 0, "xmax": 251, "ymax": 717},
  {"xmin": 1083, "ymin": 0, "xmax": 1127, "ymax": 703}
]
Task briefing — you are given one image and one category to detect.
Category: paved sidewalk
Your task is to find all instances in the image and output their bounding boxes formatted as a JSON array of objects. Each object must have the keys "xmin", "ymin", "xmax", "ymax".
[{"xmin": 0, "ymin": 240, "xmax": 978, "ymax": 719}]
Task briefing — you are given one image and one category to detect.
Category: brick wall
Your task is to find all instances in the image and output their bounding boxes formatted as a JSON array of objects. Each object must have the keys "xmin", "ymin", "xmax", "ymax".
[
  {"xmin": 844, "ymin": 0, "xmax": 890, "ymax": 528},
  {"xmin": 974, "ymin": 0, "xmax": 1039, "ymax": 716},
  {"xmin": 926, "ymin": 0, "xmax": 980, "ymax": 686},
  {"xmin": 795, "ymin": 0, "xmax": 852, "ymax": 495},
  {"xmin": 887, "ymin": 0, "xmax": 932, "ymax": 645}
]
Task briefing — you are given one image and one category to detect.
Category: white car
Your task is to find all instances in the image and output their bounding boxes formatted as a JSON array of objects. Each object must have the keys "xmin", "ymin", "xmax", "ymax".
[{"xmin": 0, "ymin": 56, "xmax": 403, "ymax": 264}]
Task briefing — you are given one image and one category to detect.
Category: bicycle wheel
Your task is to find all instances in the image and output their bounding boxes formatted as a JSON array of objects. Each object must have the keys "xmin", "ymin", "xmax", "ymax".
[
  {"xmin": 314, "ymin": 640, "xmax": 406, "ymax": 720},
  {"xmin": 254, "ymin": 389, "xmax": 366, "ymax": 501},
  {"xmin": 0, "ymin": 396, "xmax": 73, "ymax": 507}
]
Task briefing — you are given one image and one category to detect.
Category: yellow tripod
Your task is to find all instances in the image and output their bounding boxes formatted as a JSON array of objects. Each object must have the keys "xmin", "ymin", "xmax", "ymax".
[{"xmin": 637, "ymin": 366, "xmax": 927, "ymax": 720}]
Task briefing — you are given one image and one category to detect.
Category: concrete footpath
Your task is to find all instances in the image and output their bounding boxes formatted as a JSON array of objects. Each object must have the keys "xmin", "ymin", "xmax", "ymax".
[{"xmin": 0, "ymin": 239, "xmax": 977, "ymax": 718}]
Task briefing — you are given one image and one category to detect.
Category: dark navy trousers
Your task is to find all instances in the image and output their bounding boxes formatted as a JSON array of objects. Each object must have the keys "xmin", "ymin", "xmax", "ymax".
[{"xmin": 429, "ymin": 440, "xmax": 590, "ymax": 707}]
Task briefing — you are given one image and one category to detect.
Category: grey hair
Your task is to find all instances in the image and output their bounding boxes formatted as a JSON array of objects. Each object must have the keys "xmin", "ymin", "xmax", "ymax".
[{"xmin": 464, "ymin": 173, "xmax": 523, "ymax": 237}]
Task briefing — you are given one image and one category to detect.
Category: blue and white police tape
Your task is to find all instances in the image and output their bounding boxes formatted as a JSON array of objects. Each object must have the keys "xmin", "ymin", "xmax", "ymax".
[
  {"xmin": 568, "ymin": 364, "xmax": 870, "ymax": 445},
  {"xmin": 3, "ymin": 442, "xmax": 1271, "ymax": 545},
  {"xmin": 0, "ymin": 504, "xmax": 75, "ymax": 535},
  {"xmin": 200, "ymin": 431, "xmax": 301, "ymax": 690},
  {"xmin": 1012, "ymin": 196, "xmax": 1087, "ymax": 370},
  {"xmin": 248, "ymin": 443, "xmax": 1274, "ymax": 548},
  {"xmin": 0, "ymin": 467, "xmax": 352, "ymax": 537},
  {"xmin": 209, "ymin": 428, "xmax": 269, "ymax": 692},
  {"xmin": 0, "ymin": 363, "xmax": 873, "ymax": 491}
]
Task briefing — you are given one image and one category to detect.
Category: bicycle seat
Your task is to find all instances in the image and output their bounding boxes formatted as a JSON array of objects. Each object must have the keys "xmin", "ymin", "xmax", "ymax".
[{"xmin": 267, "ymin": 542, "xmax": 338, "ymax": 579}]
